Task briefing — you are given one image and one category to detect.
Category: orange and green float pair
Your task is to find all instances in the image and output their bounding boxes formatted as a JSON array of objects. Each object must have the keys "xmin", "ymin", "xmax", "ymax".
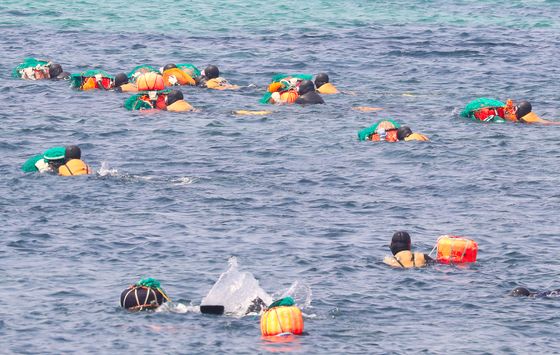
[
  {"xmin": 124, "ymin": 72, "xmax": 168, "ymax": 110},
  {"xmin": 260, "ymin": 297, "xmax": 304, "ymax": 337},
  {"xmin": 69, "ymin": 69, "xmax": 114, "ymax": 90},
  {"xmin": 357, "ymin": 119, "xmax": 401, "ymax": 141},
  {"xmin": 259, "ymin": 74, "xmax": 313, "ymax": 104}
]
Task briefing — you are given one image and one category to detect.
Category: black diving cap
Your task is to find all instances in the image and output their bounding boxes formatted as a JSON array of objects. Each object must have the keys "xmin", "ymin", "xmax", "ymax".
[
  {"xmin": 397, "ymin": 126, "xmax": 413, "ymax": 141},
  {"xmin": 65, "ymin": 145, "xmax": 82, "ymax": 160},
  {"xmin": 511, "ymin": 287, "xmax": 531, "ymax": 297},
  {"xmin": 49, "ymin": 64, "xmax": 63, "ymax": 78},
  {"xmin": 298, "ymin": 80, "xmax": 316, "ymax": 95},
  {"xmin": 166, "ymin": 89, "xmax": 184, "ymax": 106},
  {"xmin": 516, "ymin": 101, "xmax": 532, "ymax": 120},
  {"xmin": 163, "ymin": 63, "xmax": 177, "ymax": 71},
  {"xmin": 114, "ymin": 73, "xmax": 129, "ymax": 87},
  {"xmin": 204, "ymin": 65, "xmax": 220, "ymax": 79},
  {"xmin": 390, "ymin": 231, "xmax": 411, "ymax": 255},
  {"xmin": 314, "ymin": 73, "xmax": 329, "ymax": 88}
]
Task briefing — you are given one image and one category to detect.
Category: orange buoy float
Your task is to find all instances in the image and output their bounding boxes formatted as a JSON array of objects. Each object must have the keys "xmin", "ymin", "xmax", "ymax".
[
  {"xmin": 260, "ymin": 297, "xmax": 304, "ymax": 336},
  {"xmin": 435, "ymin": 235, "xmax": 478, "ymax": 264},
  {"xmin": 137, "ymin": 72, "xmax": 165, "ymax": 91}
]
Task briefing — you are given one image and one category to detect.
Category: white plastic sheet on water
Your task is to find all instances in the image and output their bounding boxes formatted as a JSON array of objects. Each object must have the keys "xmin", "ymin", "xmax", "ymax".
[{"xmin": 201, "ymin": 257, "xmax": 273, "ymax": 317}]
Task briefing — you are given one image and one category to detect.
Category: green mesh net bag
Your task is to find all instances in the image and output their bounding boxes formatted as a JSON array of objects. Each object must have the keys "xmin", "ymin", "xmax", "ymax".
[
  {"xmin": 176, "ymin": 63, "xmax": 201, "ymax": 78},
  {"xmin": 69, "ymin": 69, "xmax": 113, "ymax": 89},
  {"xmin": 357, "ymin": 119, "xmax": 401, "ymax": 141},
  {"xmin": 270, "ymin": 73, "xmax": 313, "ymax": 83},
  {"xmin": 127, "ymin": 65, "xmax": 158, "ymax": 82},
  {"xmin": 13, "ymin": 58, "xmax": 49, "ymax": 78},
  {"xmin": 124, "ymin": 90, "xmax": 170, "ymax": 111},
  {"xmin": 268, "ymin": 296, "xmax": 295, "ymax": 309},
  {"xmin": 460, "ymin": 98, "xmax": 506, "ymax": 119}
]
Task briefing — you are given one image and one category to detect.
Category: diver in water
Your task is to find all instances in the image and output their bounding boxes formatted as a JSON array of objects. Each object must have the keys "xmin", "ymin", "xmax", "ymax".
[
  {"xmin": 295, "ymin": 80, "xmax": 325, "ymax": 105},
  {"xmin": 22, "ymin": 145, "xmax": 85, "ymax": 174},
  {"xmin": 511, "ymin": 287, "xmax": 560, "ymax": 298},
  {"xmin": 358, "ymin": 120, "xmax": 429, "ymax": 141},
  {"xmin": 383, "ymin": 231, "xmax": 434, "ymax": 268},
  {"xmin": 120, "ymin": 278, "xmax": 171, "ymax": 311},
  {"xmin": 197, "ymin": 65, "xmax": 239, "ymax": 90},
  {"xmin": 314, "ymin": 72, "xmax": 339, "ymax": 94},
  {"xmin": 460, "ymin": 98, "xmax": 555, "ymax": 124}
]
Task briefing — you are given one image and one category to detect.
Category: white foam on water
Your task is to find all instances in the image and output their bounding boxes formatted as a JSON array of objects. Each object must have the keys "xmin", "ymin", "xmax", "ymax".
[{"xmin": 201, "ymin": 257, "xmax": 273, "ymax": 317}]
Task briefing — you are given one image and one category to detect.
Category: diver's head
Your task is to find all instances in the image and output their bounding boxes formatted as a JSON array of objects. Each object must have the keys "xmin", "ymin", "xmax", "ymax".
[
  {"xmin": 204, "ymin": 65, "xmax": 220, "ymax": 79},
  {"xmin": 397, "ymin": 126, "xmax": 413, "ymax": 141},
  {"xmin": 314, "ymin": 73, "xmax": 329, "ymax": 88},
  {"xmin": 163, "ymin": 63, "xmax": 177, "ymax": 71},
  {"xmin": 43, "ymin": 146, "xmax": 66, "ymax": 171},
  {"xmin": 166, "ymin": 89, "xmax": 184, "ymax": 106},
  {"xmin": 298, "ymin": 80, "xmax": 316, "ymax": 95},
  {"xmin": 511, "ymin": 287, "xmax": 532, "ymax": 297},
  {"xmin": 49, "ymin": 63, "xmax": 63, "ymax": 78},
  {"xmin": 516, "ymin": 101, "xmax": 532, "ymax": 120},
  {"xmin": 390, "ymin": 231, "xmax": 412, "ymax": 255},
  {"xmin": 65, "ymin": 145, "xmax": 81, "ymax": 160},
  {"xmin": 114, "ymin": 72, "xmax": 129, "ymax": 87}
]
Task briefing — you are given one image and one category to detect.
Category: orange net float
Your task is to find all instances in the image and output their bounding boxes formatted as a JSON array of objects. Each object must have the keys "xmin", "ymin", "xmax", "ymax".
[
  {"xmin": 435, "ymin": 235, "xmax": 478, "ymax": 264},
  {"xmin": 260, "ymin": 297, "xmax": 304, "ymax": 337},
  {"xmin": 280, "ymin": 90, "xmax": 298, "ymax": 104},
  {"xmin": 137, "ymin": 72, "xmax": 165, "ymax": 91}
]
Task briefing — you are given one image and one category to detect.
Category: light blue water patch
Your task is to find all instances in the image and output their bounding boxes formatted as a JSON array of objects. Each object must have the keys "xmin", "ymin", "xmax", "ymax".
[{"xmin": 1, "ymin": 0, "xmax": 559, "ymax": 33}]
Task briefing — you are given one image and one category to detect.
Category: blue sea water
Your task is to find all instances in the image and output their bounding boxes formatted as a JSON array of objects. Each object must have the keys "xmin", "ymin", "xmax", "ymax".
[{"xmin": 2, "ymin": 0, "xmax": 560, "ymax": 353}]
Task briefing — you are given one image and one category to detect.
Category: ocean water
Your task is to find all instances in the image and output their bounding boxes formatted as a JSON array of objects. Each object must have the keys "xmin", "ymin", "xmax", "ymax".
[{"xmin": 2, "ymin": 0, "xmax": 560, "ymax": 353}]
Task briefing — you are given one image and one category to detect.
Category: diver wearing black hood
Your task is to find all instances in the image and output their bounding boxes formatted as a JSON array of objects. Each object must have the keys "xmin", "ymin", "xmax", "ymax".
[
  {"xmin": 384, "ymin": 231, "xmax": 434, "ymax": 268},
  {"xmin": 295, "ymin": 80, "xmax": 325, "ymax": 105},
  {"xmin": 511, "ymin": 286, "xmax": 560, "ymax": 298},
  {"xmin": 197, "ymin": 65, "xmax": 220, "ymax": 87},
  {"xmin": 196, "ymin": 65, "xmax": 239, "ymax": 90},
  {"xmin": 49, "ymin": 63, "xmax": 69, "ymax": 79}
]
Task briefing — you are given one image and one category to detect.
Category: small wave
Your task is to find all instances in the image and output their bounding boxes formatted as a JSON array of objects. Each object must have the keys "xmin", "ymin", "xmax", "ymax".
[
  {"xmin": 155, "ymin": 302, "xmax": 200, "ymax": 314},
  {"xmin": 97, "ymin": 161, "xmax": 118, "ymax": 177}
]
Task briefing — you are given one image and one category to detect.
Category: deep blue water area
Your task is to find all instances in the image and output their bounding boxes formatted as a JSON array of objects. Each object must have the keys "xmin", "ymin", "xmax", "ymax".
[{"xmin": 2, "ymin": 1, "xmax": 560, "ymax": 353}]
